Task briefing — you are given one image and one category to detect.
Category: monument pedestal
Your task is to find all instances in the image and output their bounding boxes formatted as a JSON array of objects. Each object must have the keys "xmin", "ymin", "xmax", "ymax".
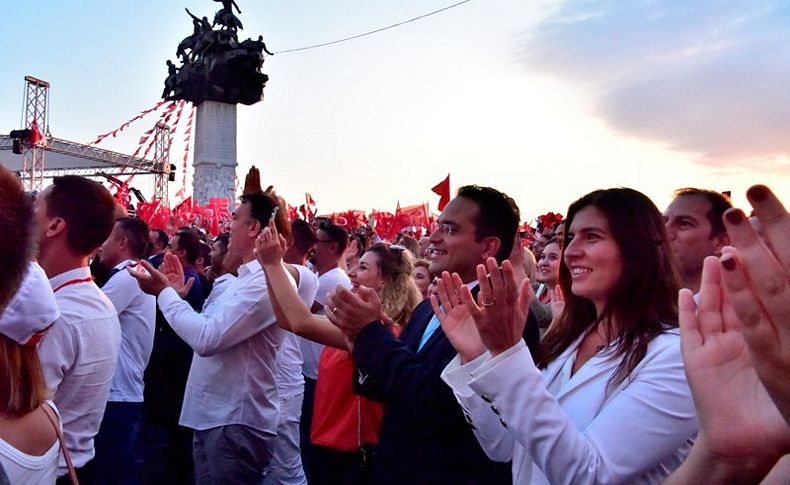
[{"xmin": 192, "ymin": 101, "xmax": 237, "ymax": 206}]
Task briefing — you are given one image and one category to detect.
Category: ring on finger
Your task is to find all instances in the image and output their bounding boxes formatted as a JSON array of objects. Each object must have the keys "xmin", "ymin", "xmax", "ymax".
[{"xmin": 482, "ymin": 300, "xmax": 495, "ymax": 307}]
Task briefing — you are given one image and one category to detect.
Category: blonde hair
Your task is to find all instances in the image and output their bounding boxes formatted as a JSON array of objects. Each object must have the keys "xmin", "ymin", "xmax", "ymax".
[
  {"xmin": 366, "ymin": 243, "xmax": 422, "ymax": 327},
  {"xmin": 0, "ymin": 335, "xmax": 48, "ymax": 416}
]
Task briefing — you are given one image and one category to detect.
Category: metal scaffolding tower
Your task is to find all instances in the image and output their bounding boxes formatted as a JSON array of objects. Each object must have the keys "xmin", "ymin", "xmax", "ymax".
[
  {"xmin": 152, "ymin": 122, "xmax": 171, "ymax": 203},
  {"xmin": 21, "ymin": 76, "xmax": 49, "ymax": 192}
]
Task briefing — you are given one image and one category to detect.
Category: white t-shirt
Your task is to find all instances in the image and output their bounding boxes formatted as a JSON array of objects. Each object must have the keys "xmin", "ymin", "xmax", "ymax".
[
  {"xmin": 102, "ymin": 259, "xmax": 156, "ymax": 403},
  {"xmin": 300, "ymin": 267, "xmax": 350, "ymax": 379},
  {"xmin": 39, "ymin": 267, "xmax": 121, "ymax": 473},
  {"xmin": 275, "ymin": 265, "xmax": 319, "ymax": 397}
]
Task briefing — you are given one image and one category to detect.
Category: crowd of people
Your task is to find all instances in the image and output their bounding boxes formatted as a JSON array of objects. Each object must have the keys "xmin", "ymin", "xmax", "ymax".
[{"xmin": 0, "ymin": 162, "xmax": 789, "ymax": 484}]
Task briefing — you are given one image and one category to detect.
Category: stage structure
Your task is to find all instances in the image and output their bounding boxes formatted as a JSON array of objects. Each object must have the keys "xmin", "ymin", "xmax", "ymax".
[
  {"xmin": 163, "ymin": 0, "xmax": 270, "ymax": 205},
  {"xmin": 0, "ymin": 76, "xmax": 173, "ymax": 202}
]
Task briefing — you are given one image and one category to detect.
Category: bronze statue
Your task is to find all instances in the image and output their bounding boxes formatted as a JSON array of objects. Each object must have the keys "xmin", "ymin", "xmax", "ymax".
[
  {"xmin": 163, "ymin": 0, "xmax": 269, "ymax": 106},
  {"xmin": 213, "ymin": 0, "xmax": 241, "ymax": 14},
  {"xmin": 162, "ymin": 60, "xmax": 179, "ymax": 99}
]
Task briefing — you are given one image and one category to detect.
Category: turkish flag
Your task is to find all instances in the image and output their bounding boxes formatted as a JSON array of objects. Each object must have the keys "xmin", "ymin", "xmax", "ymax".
[
  {"xmin": 398, "ymin": 204, "xmax": 429, "ymax": 229},
  {"xmin": 431, "ymin": 174, "xmax": 450, "ymax": 211},
  {"xmin": 29, "ymin": 119, "xmax": 45, "ymax": 145}
]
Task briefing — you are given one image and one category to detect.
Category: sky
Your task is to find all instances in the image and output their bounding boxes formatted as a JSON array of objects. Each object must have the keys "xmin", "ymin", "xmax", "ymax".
[{"xmin": 1, "ymin": 0, "xmax": 789, "ymax": 222}]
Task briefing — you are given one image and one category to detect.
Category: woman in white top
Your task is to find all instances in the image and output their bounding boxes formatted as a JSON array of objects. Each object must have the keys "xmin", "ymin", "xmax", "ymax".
[
  {"xmin": 0, "ymin": 167, "xmax": 62, "ymax": 485},
  {"xmin": 436, "ymin": 188, "xmax": 698, "ymax": 484},
  {"xmin": 0, "ymin": 265, "xmax": 62, "ymax": 485}
]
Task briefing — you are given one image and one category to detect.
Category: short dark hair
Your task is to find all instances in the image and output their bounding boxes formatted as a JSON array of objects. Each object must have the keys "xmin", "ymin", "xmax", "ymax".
[
  {"xmin": 456, "ymin": 185, "xmax": 520, "ymax": 262},
  {"xmin": 239, "ymin": 193, "xmax": 291, "ymax": 238},
  {"xmin": 290, "ymin": 219, "xmax": 317, "ymax": 254},
  {"xmin": 115, "ymin": 217, "xmax": 150, "ymax": 259},
  {"xmin": 673, "ymin": 188, "xmax": 732, "ymax": 237},
  {"xmin": 198, "ymin": 241, "xmax": 211, "ymax": 265},
  {"xmin": 214, "ymin": 233, "xmax": 230, "ymax": 253},
  {"xmin": 0, "ymin": 167, "xmax": 33, "ymax": 311},
  {"xmin": 318, "ymin": 223, "xmax": 348, "ymax": 255},
  {"xmin": 151, "ymin": 229, "xmax": 169, "ymax": 251},
  {"xmin": 175, "ymin": 229, "xmax": 201, "ymax": 265},
  {"xmin": 46, "ymin": 176, "xmax": 115, "ymax": 256}
]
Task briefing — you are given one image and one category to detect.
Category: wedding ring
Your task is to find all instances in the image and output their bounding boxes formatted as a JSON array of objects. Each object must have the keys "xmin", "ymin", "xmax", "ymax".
[
  {"xmin": 482, "ymin": 300, "xmax": 495, "ymax": 307},
  {"xmin": 331, "ymin": 306, "xmax": 338, "ymax": 313}
]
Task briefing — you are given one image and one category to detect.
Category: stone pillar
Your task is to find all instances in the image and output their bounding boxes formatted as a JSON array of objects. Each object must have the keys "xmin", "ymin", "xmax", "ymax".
[{"xmin": 192, "ymin": 101, "xmax": 237, "ymax": 206}]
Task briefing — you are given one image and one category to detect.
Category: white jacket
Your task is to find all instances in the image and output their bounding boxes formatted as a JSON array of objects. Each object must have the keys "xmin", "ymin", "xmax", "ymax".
[{"xmin": 441, "ymin": 330, "xmax": 697, "ymax": 484}]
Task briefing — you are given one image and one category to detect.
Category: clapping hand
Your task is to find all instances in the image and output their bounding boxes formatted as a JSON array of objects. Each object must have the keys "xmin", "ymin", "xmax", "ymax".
[
  {"xmin": 719, "ymin": 185, "xmax": 790, "ymax": 424},
  {"xmin": 325, "ymin": 285, "xmax": 382, "ymax": 344},
  {"xmin": 468, "ymin": 258, "xmax": 532, "ymax": 357},
  {"xmin": 254, "ymin": 218, "xmax": 287, "ymax": 268},
  {"xmin": 431, "ymin": 271, "xmax": 486, "ymax": 362},
  {"xmin": 679, "ymin": 256, "xmax": 790, "ymax": 480},
  {"xmin": 128, "ymin": 253, "xmax": 194, "ymax": 297}
]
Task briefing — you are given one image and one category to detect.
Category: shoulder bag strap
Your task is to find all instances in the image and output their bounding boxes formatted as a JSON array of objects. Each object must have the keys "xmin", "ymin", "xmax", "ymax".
[{"xmin": 41, "ymin": 402, "xmax": 79, "ymax": 485}]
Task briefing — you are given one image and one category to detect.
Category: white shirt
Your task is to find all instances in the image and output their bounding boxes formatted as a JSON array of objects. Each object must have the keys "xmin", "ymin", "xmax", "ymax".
[
  {"xmin": 102, "ymin": 259, "xmax": 156, "ymax": 402},
  {"xmin": 275, "ymin": 265, "xmax": 319, "ymax": 397},
  {"xmin": 300, "ymin": 267, "xmax": 350, "ymax": 379},
  {"xmin": 39, "ymin": 267, "xmax": 121, "ymax": 473},
  {"xmin": 442, "ymin": 330, "xmax": 697, "ymax": 485},
  {"xmin": 201, "ymin": 272, "xmax": 236, "ymax": 314},
  {"xmin": 157, "ymin": 259, "xmax": 291, "ymax": 434},
  {"xmin": 0, "ymin": 402, "xmax": 60, "ymax": 485}
]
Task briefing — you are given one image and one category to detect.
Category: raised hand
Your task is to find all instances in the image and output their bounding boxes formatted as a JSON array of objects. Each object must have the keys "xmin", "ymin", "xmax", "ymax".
[
  {"xmin": 127, "ymin": 256, "xmax": 192, "ymax": 297},
  {"xmin": 508, "ymin": 233, "xmax": 529, "ymax": 290},
  {"xmin": 431, "ymin": 271, "xmax": 485, "ymax": 362},
  {"xmin": 325, "ymin": 285, "xmax": 382, "ymax": 343},
  {"xmin": 467, "ymin": 258, "xmax": 531, "ymax": 357},
  {"xmin": 160, "ymin": 252, "xmax": 195, "ymax": 297},
  {"xmin": 719, "ymin": 185, "xmax": 790, "ymax": 423},
  {"xmin": 546, "ymin": 285, "xmax": 566, "ymax": 333},
  {"xmin": 679, "ymin": 256, "xmax": 790, "ymax": 478},
  {"xmin": 255, "ymin": 218, "xmax": 287, "ymax": 268},
  {"xmin": 243, "ymin": 165, "xmax": 263, "ymax": 195}
]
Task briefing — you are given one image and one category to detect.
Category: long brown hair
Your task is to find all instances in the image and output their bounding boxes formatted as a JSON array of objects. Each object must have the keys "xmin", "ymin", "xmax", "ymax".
[
  {"xmin": 366, "ymin": 243, "xmax": 422, "ymax": 327},
  {"xmin": 536, "ymin": 188, "xmax": 679, "ymax": 386},
  {"xmin": 0, "ymin": 335, "xmax": 49, "ymax": 416}
]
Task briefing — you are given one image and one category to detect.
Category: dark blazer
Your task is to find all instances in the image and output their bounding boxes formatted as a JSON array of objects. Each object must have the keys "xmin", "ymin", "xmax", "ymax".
[{"xmin": 353, "ymin": 293, "xmax": 540, "ymax": 485}]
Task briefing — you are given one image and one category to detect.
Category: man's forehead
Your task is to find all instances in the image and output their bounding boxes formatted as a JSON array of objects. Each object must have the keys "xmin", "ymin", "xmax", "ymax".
[
  {"xmin": 666, "ymin": 194, "xmax": 712, "ymax": 218},
  {"xmin": 438, "ymin": 197, "xmax": 478, "ymax": 224}
]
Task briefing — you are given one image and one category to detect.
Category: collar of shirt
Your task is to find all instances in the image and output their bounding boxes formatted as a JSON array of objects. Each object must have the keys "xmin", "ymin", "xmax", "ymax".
[
  {"xmin": 237, "ymin": 259, "xmax": 262, "ymax": 278},
  {"xmin": 113, "ymin": 259, "xmax": 135, "ymax": 271},
  {"xmin": 48, "ymin": 266, "xmax": 91, "ymax": 290},
  {"xmin": 214, "ymin": 273, "xmax": 236, "ymax": 285}
]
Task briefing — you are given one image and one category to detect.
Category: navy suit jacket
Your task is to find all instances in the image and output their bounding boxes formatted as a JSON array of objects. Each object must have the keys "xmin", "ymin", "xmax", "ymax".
[{"xmin": 353, "ymin": 294, "xmax": 540, "ymax": 485}]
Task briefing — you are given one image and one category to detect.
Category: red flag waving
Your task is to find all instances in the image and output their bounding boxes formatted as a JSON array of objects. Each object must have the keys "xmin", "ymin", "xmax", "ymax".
[
  {"xmin": 29, "ymin": 119, "xmax": 45, "ymax": 145},
  {"xmin": 431, "ymin": 174, "xmax": 450, "ymax": 211}
]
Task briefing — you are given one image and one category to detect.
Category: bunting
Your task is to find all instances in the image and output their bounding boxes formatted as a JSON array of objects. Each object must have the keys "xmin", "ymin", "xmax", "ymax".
[{"xmin": 89, "ymin": 99, "xmax": 168, "ymax": 145}]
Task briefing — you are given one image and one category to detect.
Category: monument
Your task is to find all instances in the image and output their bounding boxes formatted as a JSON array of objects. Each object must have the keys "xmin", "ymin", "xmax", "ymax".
[{"xmin": 163, "ymin": 0, "xmax": 272, "ymax": 205}]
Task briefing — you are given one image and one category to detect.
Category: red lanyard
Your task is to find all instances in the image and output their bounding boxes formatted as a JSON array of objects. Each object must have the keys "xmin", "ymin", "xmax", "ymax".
[{"xmin": 53, "ymin": 276, "xmax": 95, "ymax": 293}]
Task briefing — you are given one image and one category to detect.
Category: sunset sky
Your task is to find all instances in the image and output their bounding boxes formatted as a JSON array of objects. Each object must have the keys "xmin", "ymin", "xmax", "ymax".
[{"xmin": 1, "ymin": 0, "xmax": 788, "ymax": 221}]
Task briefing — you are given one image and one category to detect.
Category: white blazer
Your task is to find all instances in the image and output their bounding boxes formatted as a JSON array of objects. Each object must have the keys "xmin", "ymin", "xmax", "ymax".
[{"xmin": 442, "ymin": 329, "xmax": 698, "ymax": 485}]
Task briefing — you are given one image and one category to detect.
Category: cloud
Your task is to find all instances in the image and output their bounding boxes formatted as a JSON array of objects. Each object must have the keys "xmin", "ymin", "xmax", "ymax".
[{"xmin": 521, "ymin": 0, "xmax": 790, "ymax": 169}]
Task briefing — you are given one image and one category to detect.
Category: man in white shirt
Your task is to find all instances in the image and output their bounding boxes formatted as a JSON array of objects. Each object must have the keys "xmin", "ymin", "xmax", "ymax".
[
  {"xmin": 131, "ymin": 192, "xmax": 290, "ymax": 483},
  {"xmin": 91, "ymin": 216, "xmax": 156, "ymax": 484},
  {"xmin": 34, "ymin": 176, "xmax": 121, "ymax": 484},
  {"xmin": 299, "ymin": 222, "xmax": 351, "ymax": 479}
]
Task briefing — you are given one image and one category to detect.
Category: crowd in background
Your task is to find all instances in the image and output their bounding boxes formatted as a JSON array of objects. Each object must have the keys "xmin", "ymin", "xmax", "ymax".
[{"xmin": 1, "ymin": 163, "xmax": 789, "ymax": 484}]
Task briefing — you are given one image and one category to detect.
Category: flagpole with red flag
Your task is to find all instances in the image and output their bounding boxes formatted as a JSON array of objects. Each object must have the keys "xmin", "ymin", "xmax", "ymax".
[{"xmin": 431, "ymin": 174, "xmax": 450, "ymax": 211}]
